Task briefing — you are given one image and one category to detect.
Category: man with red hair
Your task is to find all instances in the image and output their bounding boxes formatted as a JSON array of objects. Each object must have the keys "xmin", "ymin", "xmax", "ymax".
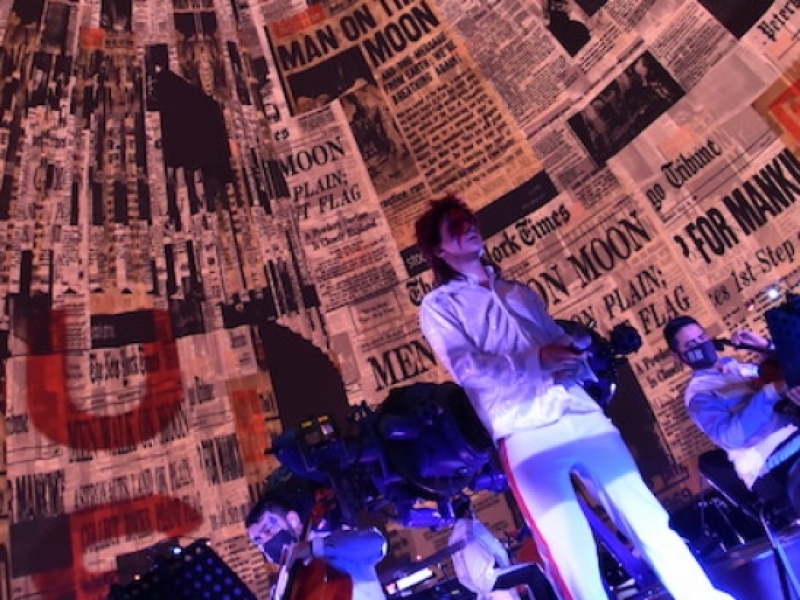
[{"xmin": 415, "ymin": 196, "xmax": 734, "ymax": 600}]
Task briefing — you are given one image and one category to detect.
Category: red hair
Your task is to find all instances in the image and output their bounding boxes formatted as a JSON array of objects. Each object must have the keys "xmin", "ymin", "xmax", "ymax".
[{"xmin": 414, "ymin": 195, "xmax": 494, "ymax": 286}]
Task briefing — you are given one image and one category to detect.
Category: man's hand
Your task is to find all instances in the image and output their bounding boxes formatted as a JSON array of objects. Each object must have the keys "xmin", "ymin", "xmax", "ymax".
[
  {"xmin": 539, "ymin": 342, "xmax": 587, "ymax": 372},
  {"xmin": 731, "ymin": 330, "xmax": 772, "ymax": 351}
]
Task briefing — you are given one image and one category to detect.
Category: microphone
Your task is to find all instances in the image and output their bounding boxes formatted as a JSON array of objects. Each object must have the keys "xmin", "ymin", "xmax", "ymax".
[
  {"xmin": 713, "ymin": 338, "xmax": 773, "ymax": 353},
  {"xmin": 712, "ymin": 338, "xmax": 733, "ymax": 351}
]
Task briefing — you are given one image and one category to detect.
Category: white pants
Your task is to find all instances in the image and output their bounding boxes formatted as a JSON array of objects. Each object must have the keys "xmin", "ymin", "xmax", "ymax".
[{"xmin": 499, "ymin": 410, "xmax": 735, "ymax": 600}]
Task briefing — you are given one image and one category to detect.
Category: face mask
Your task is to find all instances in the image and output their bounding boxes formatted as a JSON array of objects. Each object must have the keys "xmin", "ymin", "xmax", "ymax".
[
  {"xmin": 260, "ymin": 529, "xmax": 298, "ymax": 563},
  {"xmin": 683, "ymin": 339, "xmax": 718, "ymax": 369}
]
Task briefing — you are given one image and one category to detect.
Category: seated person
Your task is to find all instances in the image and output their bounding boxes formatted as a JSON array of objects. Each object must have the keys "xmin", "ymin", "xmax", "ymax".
[
  {"xmin": 246, "ymin": 468, "xmax": 388, "ymax": 600},
  {"xmin": 664, "ymin": 315, "xmax": 800, "ymax": 516},
  {"xmin": 448, "ymin": 497, "xmax": 557, "ymax": 600}
]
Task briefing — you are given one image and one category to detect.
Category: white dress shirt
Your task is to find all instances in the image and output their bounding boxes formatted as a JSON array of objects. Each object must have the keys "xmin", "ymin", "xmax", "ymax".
[
  {"xmin": 685, "ymin": 357, "xmax": 797, "ymax": 487},
  {"xmin": 419, "ymin": 269, "xmax": 601, "ymax": 441}
]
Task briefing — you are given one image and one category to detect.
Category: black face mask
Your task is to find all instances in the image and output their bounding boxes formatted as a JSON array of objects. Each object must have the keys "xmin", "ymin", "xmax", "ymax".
[
  {"xmin": 260, "ymin": 529, "xmax": 298, "ymax": 563},
  {"xmin": 683, "ymin": 339, "xmax": 718, "ymax": 369}
]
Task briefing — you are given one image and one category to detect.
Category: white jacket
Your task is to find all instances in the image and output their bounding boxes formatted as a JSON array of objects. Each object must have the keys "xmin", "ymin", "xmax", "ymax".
[{"xmin": 419, "ymin": 270, "xmax": 601, "ymax": 441}]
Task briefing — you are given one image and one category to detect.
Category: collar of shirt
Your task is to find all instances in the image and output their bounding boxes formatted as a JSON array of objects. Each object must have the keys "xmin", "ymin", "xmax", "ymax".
[{"xmin": 444, "ymin": 265, "xmax": 498, "ymax": 288}]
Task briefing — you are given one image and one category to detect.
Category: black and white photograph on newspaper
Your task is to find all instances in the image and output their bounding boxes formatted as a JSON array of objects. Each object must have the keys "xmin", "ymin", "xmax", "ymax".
[
  {"xmin": 173, "ymin": 0, "xmax": 215, "ymax": 10},
  {"xmin": 286, "ymin": 45, "xmax": 372, "ymax": 113},
  {"xmin": 316, "ymin": 0, "xmax": 360, "ymax": 15},
  {"xmin": 173, "ymin": 9, "xmax": 226, "ymax": 98},
  {"xmin": 29, "ymin": 51, "xmax": 52, "ymax": 107},
  {"xmin": 340, "ymin": 82, "xmax": 416, "ymax": 194},
  {"xmin": 101, "ymin": 0, "xmax": 132, "ymax": 32},
  {"xmin": 3, "ymin": 0, "xmax": 45, "ymax": 82},
  {"xmin": 288, "ymin": 47, "xmax": 416, "ymax": 193},
  {"xmin": 41, "ymin": 1, "xmax": 72, "ymax": 51},
  {"xmin": 572, "ymin": 0, "xmax": 608, "ymax": 17},
  {"xmin": 696, "ymin": 0, "xmax": 774, "ymax": 39},
  {"xmin": 568, "ymin": 51, "xmax": 685, "ymax": 166},
  {"xmin": 545, "ymin": 0, "xmax": 591, "ymax": 56}
]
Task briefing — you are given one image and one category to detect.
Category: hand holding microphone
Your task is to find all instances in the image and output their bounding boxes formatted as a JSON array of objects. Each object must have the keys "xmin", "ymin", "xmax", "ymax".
[
  {"xmin": 730, "ymin": 330, "xmax": 773, "ymax": 352},
  {"xmin": 540, "ymin": 340, "xmax": 587, "ymax": 370},
  {"xmin": 540, "ymin": 336, "xmax": 595, "ymax": 385},
  {"xmin": 714, "ymin": 330, "xmax": 774, "ymax": 354},
  {"xmin": 717, "ymin": 329, "xmax": 784, "ymax": 391}
]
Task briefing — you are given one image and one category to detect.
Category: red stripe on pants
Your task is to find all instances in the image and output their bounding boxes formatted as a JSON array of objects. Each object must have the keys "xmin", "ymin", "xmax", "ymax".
[{"xmin": 499, "ymin": 438, "xmax": 575, "ymax": 600}]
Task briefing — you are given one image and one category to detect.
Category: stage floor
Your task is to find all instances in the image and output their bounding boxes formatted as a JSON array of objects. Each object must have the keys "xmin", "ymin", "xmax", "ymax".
[{"xmin": 615, "ymin": 528, "xmax": 800, "ymax": 600}]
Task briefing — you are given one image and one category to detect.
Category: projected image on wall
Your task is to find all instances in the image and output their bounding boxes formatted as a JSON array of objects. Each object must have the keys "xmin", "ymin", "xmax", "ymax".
[
  {"xmin": 697, "ymin": 0, "xmax": 774, "ymax": 39},
  {"xmin": 568, "ymin": 51, "xmax": 685, "ymax": 166}
]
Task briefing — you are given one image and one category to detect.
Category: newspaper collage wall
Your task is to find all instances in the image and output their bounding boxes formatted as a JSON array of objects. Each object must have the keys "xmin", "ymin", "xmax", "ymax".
[{"xmin": 0, "ymin": 0, "xmax": 799, "ymax": 598}]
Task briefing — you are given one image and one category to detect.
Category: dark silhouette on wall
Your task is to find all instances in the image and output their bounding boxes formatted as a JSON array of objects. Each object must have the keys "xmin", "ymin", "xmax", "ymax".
[
  {"xmin": 259, "ymin": 319, "xmax": 351, "ymax": 431},
  {"xmin": 153, "ymin": 69, "xmax": 233, "ymax": 183}
]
